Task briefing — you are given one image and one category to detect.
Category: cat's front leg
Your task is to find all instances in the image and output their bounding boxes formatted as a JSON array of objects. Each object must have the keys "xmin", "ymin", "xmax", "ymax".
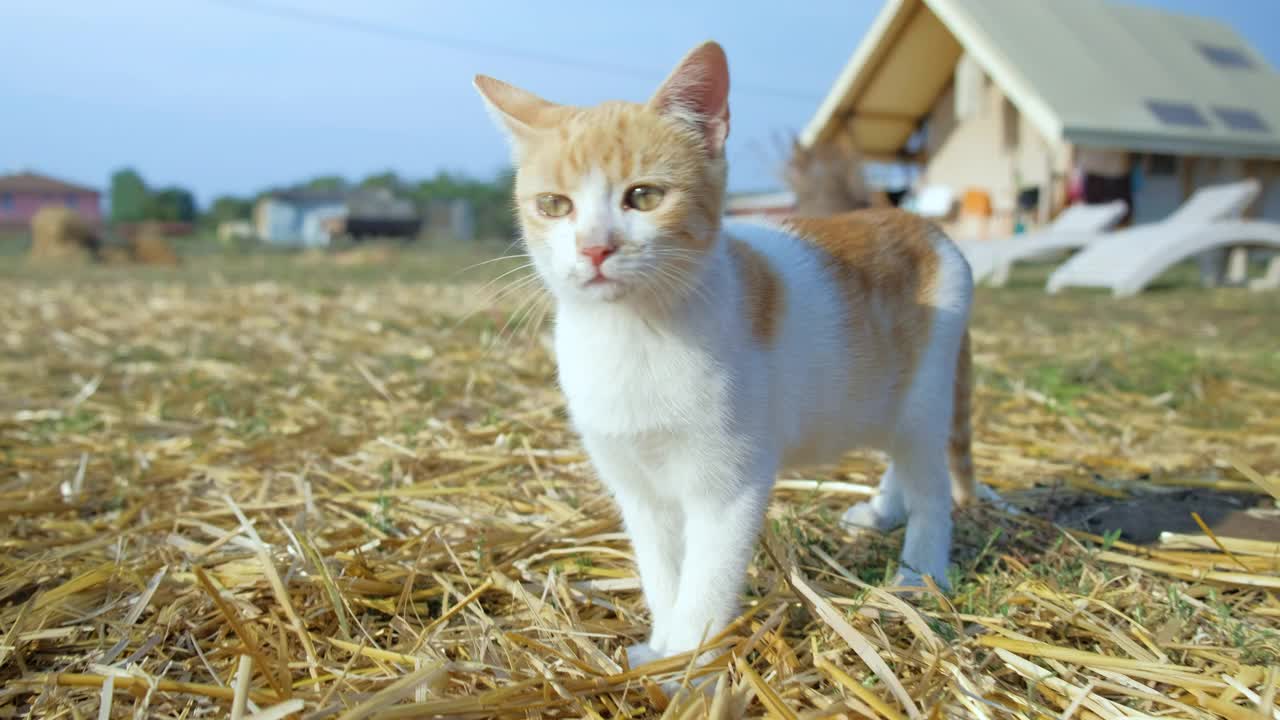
[
  {"xmin": 581, "ymin": 435, "xmax": 684, "ymax": 663},
  {"xmin": 614, "ymin": 492, "xmax": 683, "ymax": 662},
  {"xmin": 662, "ymin": 463, "xmax": 775, "ymax": 659}
]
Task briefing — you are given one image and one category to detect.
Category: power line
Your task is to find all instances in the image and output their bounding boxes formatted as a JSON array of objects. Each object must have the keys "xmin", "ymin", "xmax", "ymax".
[{"xmin": 203, "ymin": 0, "xmax": 821, "ymax": 103}]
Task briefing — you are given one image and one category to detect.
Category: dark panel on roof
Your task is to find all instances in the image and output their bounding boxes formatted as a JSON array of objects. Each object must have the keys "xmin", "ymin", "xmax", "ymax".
[
  {"xmin": 1145, "ymin": 100, "xmax": 1209, "ymax": 128},
  {"xmin": 1214, "ymin": 107, "xmax": 1269, "ymax": 133},
  {"xmin": 1198, "ymin": 44, "xmax": 1255, "ymax": 70}
]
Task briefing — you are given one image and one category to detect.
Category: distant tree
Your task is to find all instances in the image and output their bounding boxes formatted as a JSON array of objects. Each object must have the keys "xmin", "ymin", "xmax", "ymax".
[
  {"xmin": 144, "ymin": 187, "xmax": 197, "ymax": 222},
  {"xmin": 205, "ymin": 195, "xmax": 253, "ymax": 226},
  {"xmin": 475, "ymin": 168, "xmax": 516, "ymax": 240},
  {"xmin": 414, "ymin": 170, "xmax": 464, "ymax": 199},
  {"xmin": 110, "ymin": 168, "xmax": 149, "ymax": 223},
  {"xmin": 360, "ymin": 171, "xmax": 404, "ymax": 193},
  {"xmin": 252, "ymin": 188, "xmax": 280, "ymax": 206},
  {"xmin": 410, "ymin": 168, "xmax": 516, "ymax": 240},
  {"xmin": 305, "ymin": 175, "xmax": 348, "ymax": 193}
]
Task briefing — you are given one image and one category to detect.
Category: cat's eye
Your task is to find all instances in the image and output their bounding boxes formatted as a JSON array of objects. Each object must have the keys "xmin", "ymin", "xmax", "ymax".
[
  {"xmin": 536, "ymin": 194, "xmax": 573, "ymax": 218},
  {"xmin": 624, "ymin": 185, "xmax": 665, "ymax": 212}
]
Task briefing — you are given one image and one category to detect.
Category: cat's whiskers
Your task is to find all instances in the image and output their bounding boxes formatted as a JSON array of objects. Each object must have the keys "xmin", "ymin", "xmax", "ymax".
[
  {"xmin": 646, "ymin": 256, "xmax": 712, "ymax": 310},
  {"xmin": 450, "ymin": 265, "xmax": 542, "ymax": 332},
  {"xmin": 521, "ymin": 293, "xmax": 555, "ymax": 347},
  {"xmin": 490, "ymin": 284, "xmax": 551, "ymax": 352},
  {"xmin": 647, "ymin": 265, "xmax": 697, "ymax": 304},
  {"xmin": 451, "ymin": 248, "xmax": 531, "ymax": 278},
  {"xmin": 481, "ymin": 268, "xmax": 543, "ymax": 306},
  {"xmin": 445, "ymin": 239, "xmax": 536, "ymax": 328},
  {"xmin": 499, "ymin": 295, "xmax": 553, "ymax": 355},
  {"xmin": 470, "ymin": 260, "xmax": 539, "ymax": 299}
]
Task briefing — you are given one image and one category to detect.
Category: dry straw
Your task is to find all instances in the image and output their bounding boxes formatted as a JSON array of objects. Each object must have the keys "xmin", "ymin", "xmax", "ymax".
[{"xmin": 1, "ymin": 265, "xmax": 1278, "ymax": 718}]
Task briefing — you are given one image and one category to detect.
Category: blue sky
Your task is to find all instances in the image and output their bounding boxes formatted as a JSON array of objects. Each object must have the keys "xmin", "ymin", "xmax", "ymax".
[{"xmin": 3, "ymin": 0, "xmax": 1278, "ymax": 205}]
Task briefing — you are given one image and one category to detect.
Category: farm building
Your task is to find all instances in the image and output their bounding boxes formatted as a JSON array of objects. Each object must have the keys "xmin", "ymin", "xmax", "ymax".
[
  {"xmin": 0, "ymin": 172, "xmax": 101, "ymax": 230},
  {"xmin": 253, "ymin": 190, "xmax": 348, "ymax": 247},
  {"xmin": 254, "ymin": 188, "xmax": 431, "ymax": 246},
  {"xmin": 344, "ymin": 187, "xmax": 423, "ymax": 240},
  {"xmin": 421, "ymin": 198, "xmax": 476, "ymax": 242},
  {"xmin": 801, "ymin": 0, "xmax": 1280, "ymax": 238}
]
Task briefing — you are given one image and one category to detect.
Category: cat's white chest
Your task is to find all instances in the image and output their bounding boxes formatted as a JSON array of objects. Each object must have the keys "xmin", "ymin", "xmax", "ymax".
[{"xmin": 553, "ymin": 311, "xmax": 728, "ymax": 437}]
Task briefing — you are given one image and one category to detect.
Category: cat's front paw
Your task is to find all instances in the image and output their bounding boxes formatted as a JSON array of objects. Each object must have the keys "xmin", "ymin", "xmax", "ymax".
[
  {"xmin": 889, "ymin": 567, "xmax": 926, "ymax": 591},
  {"xmin": 625, "ymin": 642, "xmax": 663, "ymax": 669},
  {"xmin": 888, "ymin": 567, "xmax": 950, "ymax": 593}
]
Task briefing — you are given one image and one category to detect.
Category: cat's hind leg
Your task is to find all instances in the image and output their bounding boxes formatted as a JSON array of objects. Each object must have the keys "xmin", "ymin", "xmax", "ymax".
[
  {"xmin": 841, "ymin": 461, "xmax": 907, "ymax": 532},
  {"xmin": 840, "ymin": 447, "xmax": 952, "ymax": 589},
  {"xmin": 882, "ymin": 245, "xmax": 971, "ymax": 590},
  {"xmin": 888, "ymin": 440, "xmax": 954, "ymax": 589}
]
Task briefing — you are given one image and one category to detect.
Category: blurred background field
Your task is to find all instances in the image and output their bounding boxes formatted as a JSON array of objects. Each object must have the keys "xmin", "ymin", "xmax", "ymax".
[{"xmin": 0, "ymin": 230, "xmax": 525, "ymax": 287}]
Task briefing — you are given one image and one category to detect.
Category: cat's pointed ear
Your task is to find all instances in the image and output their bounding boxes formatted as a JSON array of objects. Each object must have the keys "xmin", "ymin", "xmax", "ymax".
[
  {"xmin": 473, "ymin": 75, "xmax": 556, "ymax": 151},
  {"xmin": 649, "ymin": 41, "xmax": 730, "ymax": 154}
]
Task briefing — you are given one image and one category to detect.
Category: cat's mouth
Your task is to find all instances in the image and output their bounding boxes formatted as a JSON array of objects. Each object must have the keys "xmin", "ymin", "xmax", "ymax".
[
  {"xmin": 577, "ymin": 270, "xmax": 628, "ymax": 300},
  {"xmin": 582, "ymin": 264, "xmax": 619, "ymax": 286}
]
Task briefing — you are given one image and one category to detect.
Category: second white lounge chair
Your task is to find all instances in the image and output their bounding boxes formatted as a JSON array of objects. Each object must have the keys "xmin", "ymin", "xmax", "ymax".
[
  {"xmin": 957, "ymin": 200, "xmax": 1129, "ymax": 285},
  {"xmin": 1046, "ymin": 179, "xmax": 1280, "ymax": 296}
]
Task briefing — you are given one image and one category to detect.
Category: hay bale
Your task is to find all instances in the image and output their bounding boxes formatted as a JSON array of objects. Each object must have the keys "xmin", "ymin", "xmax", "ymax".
[
  {"xmin": 98, "ymin": 246, "xmax": 135, "ymax": 266},
  {"xmin": 29, "ymin": 206, "xmax": 98, "ymax": 263},
  {"xmin": 129, "ymin": 222, "xmax": 180, "ymax": 266}
]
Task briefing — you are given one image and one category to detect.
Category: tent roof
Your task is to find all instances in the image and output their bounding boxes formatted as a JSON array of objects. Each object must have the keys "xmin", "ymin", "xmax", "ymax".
[{"xmin": 802, "ymin": 0, "xmax": 1280, "ymax": 159}]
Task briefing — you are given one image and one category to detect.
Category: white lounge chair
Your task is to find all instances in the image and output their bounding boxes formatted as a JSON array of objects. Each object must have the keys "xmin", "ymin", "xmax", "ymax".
[
  {"xmin": 1046, "ymin": 179, "xmax": 1280, "ymax": 296},
  {"xmin": 1250, "ymin": 256, "xmax": 1280, "ymax": 291},
  {"xmin": 957, "ymin": 200, "xmax": 1128, "ymax": 285}
]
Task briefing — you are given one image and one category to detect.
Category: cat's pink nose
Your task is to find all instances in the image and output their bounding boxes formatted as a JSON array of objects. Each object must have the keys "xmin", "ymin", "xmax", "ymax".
[{"xmin": 581, "ymin": 245, "xmax": 616, "ymax": 268}]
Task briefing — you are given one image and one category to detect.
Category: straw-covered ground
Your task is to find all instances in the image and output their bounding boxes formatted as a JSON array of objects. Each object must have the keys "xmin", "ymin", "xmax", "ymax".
[{"xmin": 2, "ymin": 246, "xmax": 1279, "ymax": 719}]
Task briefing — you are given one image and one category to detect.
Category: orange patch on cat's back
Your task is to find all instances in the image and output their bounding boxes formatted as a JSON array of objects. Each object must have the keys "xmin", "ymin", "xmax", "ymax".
[
  {"xmin": 783, "ymin": 209, "xmax": 942, "ymax": 387},
  {"xmin": 729, "ymin": 238, "xmax": 784, "ymax": 346}
]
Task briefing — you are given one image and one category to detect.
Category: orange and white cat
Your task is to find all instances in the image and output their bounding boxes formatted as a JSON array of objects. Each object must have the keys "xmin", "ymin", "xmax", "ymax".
[{"xmin": 474, "ymin": 41, "xmax": 976, "ymax": 666}]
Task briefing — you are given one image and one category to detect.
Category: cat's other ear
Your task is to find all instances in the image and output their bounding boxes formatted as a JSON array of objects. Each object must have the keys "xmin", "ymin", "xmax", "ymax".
[
  {"xmin": 473, "ymin": 75, "xmax": 556, "ymax": 152},
  {"xmin": 649, "ymin": 41, "xmax": 730, "ymax": 154}
]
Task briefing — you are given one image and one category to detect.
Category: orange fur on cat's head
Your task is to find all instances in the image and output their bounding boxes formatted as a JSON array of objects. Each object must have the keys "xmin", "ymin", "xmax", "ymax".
[{"xmin": 474, "ymin": 42, "xmax": 731, "ymax": 307}]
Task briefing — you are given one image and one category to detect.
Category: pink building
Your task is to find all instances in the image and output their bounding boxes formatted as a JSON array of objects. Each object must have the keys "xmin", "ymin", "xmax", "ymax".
[{"xmin": 0, "ymin": 172, "xmax": 102, "ymax": 230}]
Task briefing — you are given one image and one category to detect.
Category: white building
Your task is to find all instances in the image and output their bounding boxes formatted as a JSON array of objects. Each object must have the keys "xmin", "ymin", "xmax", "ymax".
[{"xmin": 802, "ymin": 0, "xmax": 1280, "ymax": 237}]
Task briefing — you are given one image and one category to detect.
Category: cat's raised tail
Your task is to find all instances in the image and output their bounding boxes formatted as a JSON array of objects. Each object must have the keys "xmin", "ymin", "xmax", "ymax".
[{"xmin": 949, "ymin": 330, "xmax": 977, "ymax": 506}]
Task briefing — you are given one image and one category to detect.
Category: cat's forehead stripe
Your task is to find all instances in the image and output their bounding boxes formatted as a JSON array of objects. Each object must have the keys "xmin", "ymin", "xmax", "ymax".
[{"xmin": 534, "ymin": 103, "xmax": 703, "ymax": 190}]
